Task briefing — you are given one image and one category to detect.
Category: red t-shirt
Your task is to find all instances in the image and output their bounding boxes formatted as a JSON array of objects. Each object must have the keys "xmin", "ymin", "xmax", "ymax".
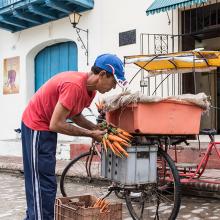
[{"xmin": 22, "ymin": 71, "xmax": 96, "ymax": 131}]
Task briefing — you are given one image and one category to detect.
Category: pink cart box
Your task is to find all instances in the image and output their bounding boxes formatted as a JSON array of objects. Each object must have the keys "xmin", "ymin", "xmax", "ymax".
[{"xmin": 106, "ymin": 100, "xmax": 203, "ymax": 135}]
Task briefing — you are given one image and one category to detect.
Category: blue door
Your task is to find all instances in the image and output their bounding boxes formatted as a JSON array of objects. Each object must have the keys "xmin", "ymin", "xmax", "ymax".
[{"xmin": 35, "ymin": 41, "xmax": 78, "ymax": 91}]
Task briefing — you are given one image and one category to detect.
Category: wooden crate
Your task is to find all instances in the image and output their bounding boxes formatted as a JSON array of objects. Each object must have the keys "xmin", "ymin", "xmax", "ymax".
[
  {"xmin": 108, "ymin": 203, "xmax": 122, "ymax": 220},
  {"xmin": 55, "ymin": 195, "xmax": 122, "ymax": 220}
]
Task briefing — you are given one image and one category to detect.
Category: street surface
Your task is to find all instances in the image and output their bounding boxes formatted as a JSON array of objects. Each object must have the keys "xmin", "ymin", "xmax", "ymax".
[{"xmin": 0, "ymin": 172, "xmax": 220, "ymax": 220}]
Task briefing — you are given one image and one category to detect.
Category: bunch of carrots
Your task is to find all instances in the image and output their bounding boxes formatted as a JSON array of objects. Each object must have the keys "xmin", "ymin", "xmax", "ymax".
[
  {"xmin": 101, "ymin": 122, "xmax": 133, "ymax": 158},
  {"xmin": 93, "ymin": 198, "xmax": 109, "ymax": 213},
  {"xmin": 95, "ymin": 101, "xmax": 133, "ymax": 158}
]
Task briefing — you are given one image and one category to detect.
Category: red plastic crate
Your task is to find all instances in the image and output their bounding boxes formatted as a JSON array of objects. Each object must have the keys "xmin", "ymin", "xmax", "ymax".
[{"xmin": 106, "ymin": 100, "xmax": 203, "ymax": 135}]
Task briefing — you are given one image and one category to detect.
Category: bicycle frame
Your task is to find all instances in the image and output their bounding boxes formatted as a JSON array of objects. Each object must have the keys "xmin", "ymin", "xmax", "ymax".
[
  {"xmin": 179, "ymin": 140, "xmax": 220, "ymax": 184},
  {"xmin": 144, "ymin": 134, "xmax": 220, "ymax": 185},
  {"xmin": 84, "ymin": 140, "xmax": 101, "ymax": 180}
]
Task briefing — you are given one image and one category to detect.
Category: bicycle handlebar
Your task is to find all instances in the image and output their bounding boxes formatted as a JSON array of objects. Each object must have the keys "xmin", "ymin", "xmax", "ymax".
[{"xmin": 14, "ymin": 128, "xmax": 21, "ymax": 133}]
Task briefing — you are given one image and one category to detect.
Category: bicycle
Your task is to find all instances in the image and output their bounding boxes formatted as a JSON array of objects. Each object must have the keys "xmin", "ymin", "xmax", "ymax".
[
  {"xmin": 60, "ymin": 113, "xmax": 182, "ymax": 219},
  {"xmin": 171, "ymin": 129, "xmax": 220, "ymax": 186}
]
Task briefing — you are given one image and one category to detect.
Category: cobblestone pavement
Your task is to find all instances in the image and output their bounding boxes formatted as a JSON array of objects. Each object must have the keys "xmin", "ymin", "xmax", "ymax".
[{"xmin": 1, "ymin": 172, "xmax": 220, "ymax": 220}]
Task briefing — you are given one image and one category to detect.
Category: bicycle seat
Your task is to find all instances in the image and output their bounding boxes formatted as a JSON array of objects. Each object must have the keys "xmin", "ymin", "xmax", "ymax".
[{"xmin": 200, "ymin": 128, "xmax": 217, "ymax": 135}]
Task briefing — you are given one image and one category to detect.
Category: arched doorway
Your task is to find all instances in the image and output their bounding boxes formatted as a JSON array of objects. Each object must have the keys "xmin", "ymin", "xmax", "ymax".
[{"xmin": 35, "ymin": 41, "xmax": 77, "ymax": 91}]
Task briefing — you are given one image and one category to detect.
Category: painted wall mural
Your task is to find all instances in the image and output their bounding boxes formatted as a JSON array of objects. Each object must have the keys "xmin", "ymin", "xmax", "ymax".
[{"xmin": 3, "ymin": 56, "xmax": 20, "ymax": 95}]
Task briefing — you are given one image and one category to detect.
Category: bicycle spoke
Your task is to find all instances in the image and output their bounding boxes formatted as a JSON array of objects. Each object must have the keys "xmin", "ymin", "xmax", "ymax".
[{"xmin": 60, "ymin": 152, "xmax": 103, "ymax": 197}]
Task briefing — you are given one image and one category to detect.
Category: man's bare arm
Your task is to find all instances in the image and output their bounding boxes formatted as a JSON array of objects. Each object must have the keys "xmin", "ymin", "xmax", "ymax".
[
  {"xmin": 49, "ymin": 102, "xmax": 105, "ymax": 141},
  {"xmin": 71, "ymin": 113, "xmax": 98, "ymax": 130}
]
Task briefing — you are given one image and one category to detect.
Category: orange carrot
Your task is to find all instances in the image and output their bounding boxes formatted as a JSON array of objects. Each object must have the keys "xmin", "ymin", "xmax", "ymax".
[
  {"xmin": 95, "ymin": 103, "xmax": 100, "ymax": 109},
  {"xmin": 117, "ymin": 128, "xmax": 133, "ymax": 138},
  {"xmin": 102, "ymin": 137, "xmax": 107, "ymax": 153},
  {"xmin": 98, "ymin": 199, "xmax": 104, "ymax": 208},
  {"xmin": 107, "ymin": 134, "xmax": 129, "ymax": 143},
  {"xmin": 97, "ymin": 100, "xmax": 104, "ymax": 110},
  {"xmin": 120, "ymin": 141, "xmax": 131, "ymax": 147},
  {"xmin": 112, "ymin": 143, "xmax": 123, "ymax": 158},
  {"xmin": 113, "ymin": 141, "xmax": 129, "ymax": 157},
  {"xmin": 117, "ymin": 133, "xmax": 131, "ymax": 142},
  {"xmin": 122, "ymin": 132, "xmax": 133, "ymax": 138},
  {"xmin": 93, "ymin": 198, "xmax": 101, "ymax": 208},
  {"xmin": 100, "ymin": 101, "xmax": 104, "ymax": 109},
  {"xmin": 100, "ymin": 202, "xmax": 109, "ymax": 212},
  {"xmin": 105, "ymin": 139, "xmax": 116, "ymax": 154}
]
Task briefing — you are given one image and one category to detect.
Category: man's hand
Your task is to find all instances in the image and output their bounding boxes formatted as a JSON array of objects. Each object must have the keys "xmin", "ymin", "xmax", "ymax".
[
  {"xmin": 90, "ymin": 129, "xmax": 107, "ymax": 142},
  {"xmin": 97, "ymin": 123, "xmax": 105, "ymax": 130}
]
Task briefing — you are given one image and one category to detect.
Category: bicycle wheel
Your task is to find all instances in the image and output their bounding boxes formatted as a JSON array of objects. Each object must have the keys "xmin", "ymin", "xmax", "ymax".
[
  {"xmin": 60, "ymin": 151, "xmax": 102, "ymax": 197},
  {"xmin": 125, "ymin": 147, "xmax": 181, "ymax": 220}
]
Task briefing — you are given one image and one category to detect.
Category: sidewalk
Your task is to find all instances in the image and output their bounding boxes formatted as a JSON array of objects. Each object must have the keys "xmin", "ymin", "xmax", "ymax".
[
  {"xmin": 0, "ymin": 155, "xmax": 70, "ymax": 176},
  {"xmin": 1, "ymin": 155, "xmax": 220, "ymax": 180},
  {"xmin": 1, "ymin": 155, "xmax": 220, "ymax": 197}
]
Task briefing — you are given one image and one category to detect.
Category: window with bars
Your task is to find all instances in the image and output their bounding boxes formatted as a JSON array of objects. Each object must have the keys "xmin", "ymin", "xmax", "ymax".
[{"xmin": 182, "ymin": 2, "xmax": 220, "ymax": 35}]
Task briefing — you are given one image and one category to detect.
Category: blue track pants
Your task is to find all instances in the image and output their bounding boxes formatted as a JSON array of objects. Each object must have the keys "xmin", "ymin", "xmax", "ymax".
[{"xmin": 21, "ymin": 122, "xmax": 57, "ymax": 220}]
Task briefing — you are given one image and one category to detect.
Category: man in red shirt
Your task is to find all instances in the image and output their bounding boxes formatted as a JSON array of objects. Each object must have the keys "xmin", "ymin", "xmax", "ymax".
[{"xmin": 21, "ymin": 54, "xmax": 127, "ymax": 220}]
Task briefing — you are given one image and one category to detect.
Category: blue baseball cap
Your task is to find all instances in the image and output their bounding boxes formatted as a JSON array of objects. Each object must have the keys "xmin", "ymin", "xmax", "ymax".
[{"xmin": 94, "ymin": 54, "xmax": 128, "ymax": 88}]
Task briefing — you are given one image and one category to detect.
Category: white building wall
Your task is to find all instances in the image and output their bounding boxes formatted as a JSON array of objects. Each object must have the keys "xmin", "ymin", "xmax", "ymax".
[{"xmin": 0, "ymin": 0, "xmax": 179, "ymax": 143}]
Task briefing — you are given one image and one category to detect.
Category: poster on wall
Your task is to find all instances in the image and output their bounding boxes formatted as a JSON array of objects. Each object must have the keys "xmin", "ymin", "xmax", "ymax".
[{"xmin": 3, "ymin": 56, "xmax": 20, "ymax": 95}]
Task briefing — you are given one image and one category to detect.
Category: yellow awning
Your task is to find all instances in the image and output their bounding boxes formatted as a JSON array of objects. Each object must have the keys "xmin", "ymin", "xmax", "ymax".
[{"xmin": 124, "ymin": 50, "xmax": 220, "ymax": 76}]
